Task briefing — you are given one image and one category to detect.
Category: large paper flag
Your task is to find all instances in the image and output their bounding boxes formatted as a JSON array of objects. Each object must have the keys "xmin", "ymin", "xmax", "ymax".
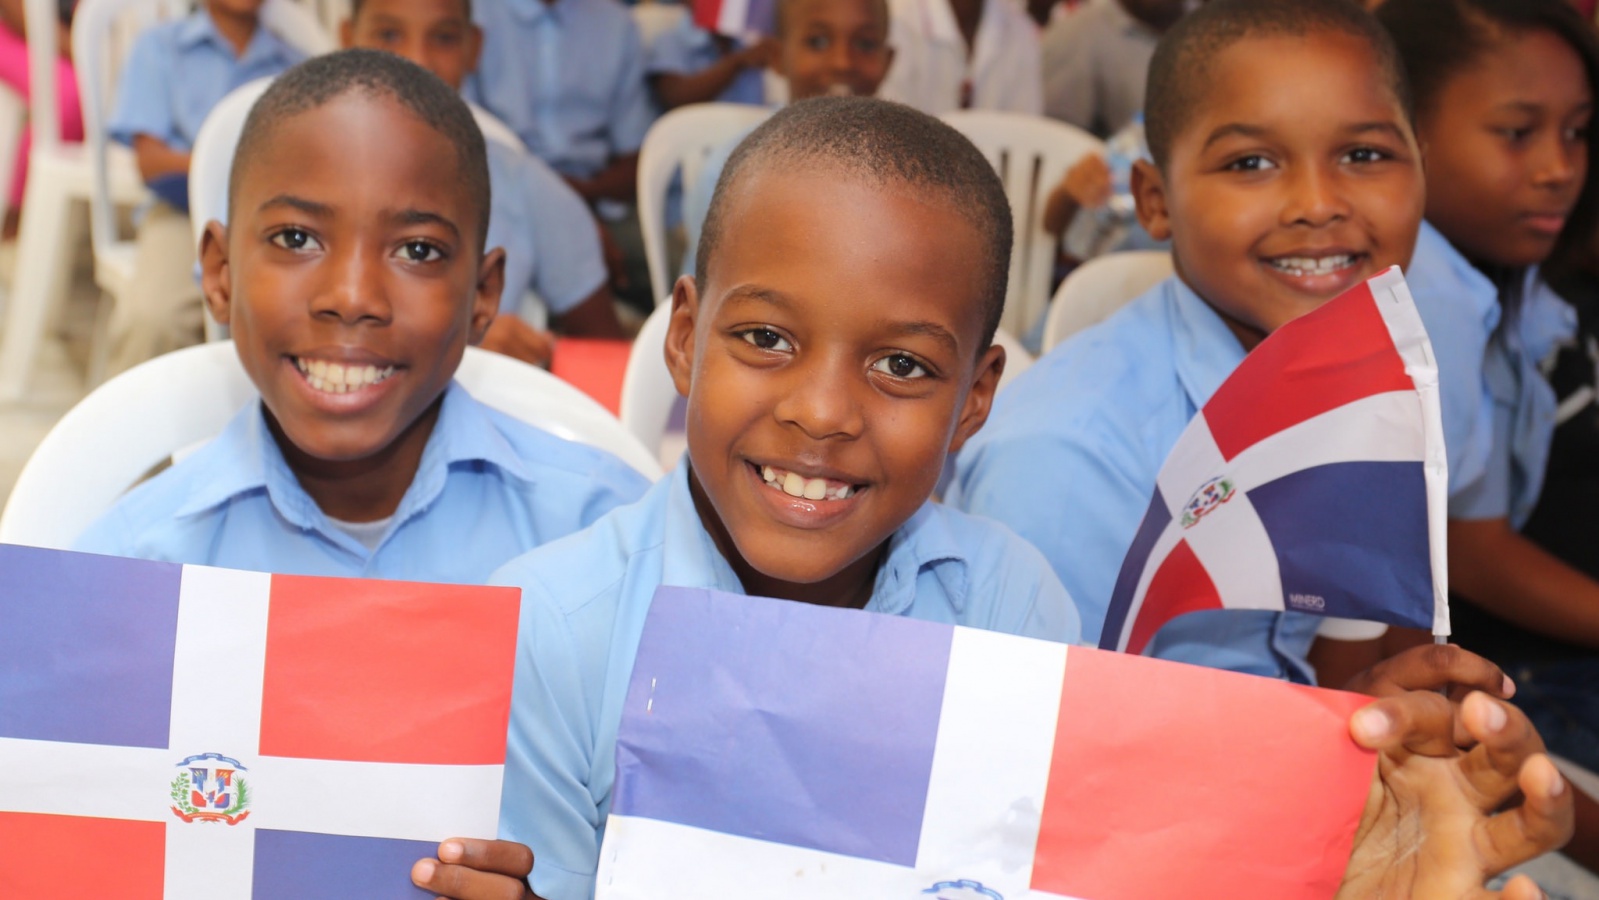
[
  {"xmin": 693, "ymin": 0, "xmax": 776, "ymax": 38},
  {"xmin": 597, "ymin": 586, "xmax": 1377, "ymax": 899},
  {"xmin": 0, "ymin": 544, "xmax": 521, "ymax": 899},
  {"xmin": 1100, "ymin": 266, "xmax": 1449, "ymax": 655}
]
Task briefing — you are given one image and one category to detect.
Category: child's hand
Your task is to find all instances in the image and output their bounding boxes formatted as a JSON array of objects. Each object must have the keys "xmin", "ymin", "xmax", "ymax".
[
  {"xmin": 1338, "ymin": 691, "xmax": 1573, "ymax": 899},
  {"xmin": 1343, "ymin": 642, "xmax": 1515, "ymax": 699},
  {"xmin": 479, "ymin": 316, "xmax": 556, "ymax": 369},
  {"xmin": 1061, "ymin": 154, "xmax": 1113, "ymax": 209},
  {"xmin": 737, "ymin": 37, "xmax": 780, "ymax": 71},
  {"xmin": 411, "ymin": 839, "xmax": 539, "ymax": 900}
]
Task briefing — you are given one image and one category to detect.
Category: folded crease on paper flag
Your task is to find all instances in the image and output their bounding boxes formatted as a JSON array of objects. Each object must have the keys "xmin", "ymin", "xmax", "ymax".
[
  {"xmin": 1100, "ymin": 266, "xmax": 1451, "ymax": 654},
  {"xmin": 597, "ymin": 586, "xmax": 1378, "ymax": 900},
  {"xmin": 0, "ymin": 544, "xmax": 521, "ymax": 899}
]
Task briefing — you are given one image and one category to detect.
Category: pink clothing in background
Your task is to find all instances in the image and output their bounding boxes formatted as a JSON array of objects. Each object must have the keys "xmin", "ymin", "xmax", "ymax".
[{"xmin": 0, "ymin": 23, "xmax": 82, "ymax": 207}]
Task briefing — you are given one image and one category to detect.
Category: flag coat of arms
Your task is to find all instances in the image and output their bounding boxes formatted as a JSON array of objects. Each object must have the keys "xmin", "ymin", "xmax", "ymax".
[
  {"xmin": 693, "ymin": 0, "xmax": 776, "ymax": 38},
  {"xmin": 1100, "ymin": 266, "xmax": 1450, "ymax": 655},
  {"xmin": 0, "ymin": 544, "xmax": 520, "ymax": 899},
  {"xmin": 597, "ymin": 587, "xmax": 1377, "ymax": 900}
]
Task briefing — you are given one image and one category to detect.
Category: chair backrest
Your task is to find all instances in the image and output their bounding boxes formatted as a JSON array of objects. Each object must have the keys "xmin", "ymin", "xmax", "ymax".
[
  {"xmin": 618, "ymin": 298, "xmax": 678, "ymax": 457},
  {"xmin": 188, "ymin": 77, "xmax": 274, "ymax": 249},
  {"xmin": 637, "ymin": 102, "xmax": 771, "ymax": 303},
  {"xmin": 1041, "ymin": 250, "xmax": 1173, "ymax": 352},
  {"xmin": 631, "ymin": 1, "xmax": 688, "ymax": 52},
  {"xmin": 940, "ymin": 110, "xmax": 1102, "ymax": 340},
  {"xmin": 74, "ymin": 0, "xmax": 331, "ymax": 264},
  {"xmin": 0, "ymin": 343, "xmax": 661, "ymax": 550}
]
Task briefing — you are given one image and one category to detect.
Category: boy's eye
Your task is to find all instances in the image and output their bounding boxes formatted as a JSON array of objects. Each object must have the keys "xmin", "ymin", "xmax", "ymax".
[
  {"xmin": 804, "ymin": 34, "xmax": 830, "ymax": 51},
  {"xmin": 1565, "ymin": 124, "xmax": 1590, "ymax": 144},
  {"xmin": 269, "ymin": 228, "xmax": 319, "ymax": 252},
  {"xmin": 853, "ymin": 36, "xmax": 882, "ymax": 54},
  {"xmin": 397, "ymin": 240, "xmax": 444, "ymax": 263},
  {"xmin": 739, "ymin": 328, "xmax": 793, "ymax": 352},
  {"xmin": 375, "ymin": 28, "xmax": 400, "ymax": 43},
  {"xmin": 1225, "ymin": 154, "xmax": 1276, "ymax": 173},
  {"xmin": 1498, "ymin": 126, "xmax": 1533, "ymax": 143},
  {"xmin": 871, "ymin": 354, "xmax": 929, "ymax": 379},
  {"xmin": 1342, "ymin": 146, "xmax": 1390, "ymax": 165}
]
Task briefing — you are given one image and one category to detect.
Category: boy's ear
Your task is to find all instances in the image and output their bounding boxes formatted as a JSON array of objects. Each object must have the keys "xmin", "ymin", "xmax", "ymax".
[
  {"xmin": 947, "ymin": 342, "xmax": 1005, "ymax": 456},
  {"xmin": 199, "ymin": 220, "xmax": 233, "ymax": 327},
  {"xmin": 466, "ymin": 23, "xmax": 483, "ymax": 73},
  {"xmin": 663, "ymin": 275, "xmax": 700, "ymax": 400},
  {"xmin": 468, "ymin": 246, "xmax": 506, "ymax": 345},
  {"xmin": 1131, "ymin": 159, "xmax": 1172, "ymax": 242}
]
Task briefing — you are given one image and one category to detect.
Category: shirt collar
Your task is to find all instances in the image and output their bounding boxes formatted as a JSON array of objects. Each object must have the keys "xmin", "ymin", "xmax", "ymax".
[
  {"xmin": 172, "ymin": 381, "xmax": 533, "ymax": 530},
  {"xmin": 657, "ymin": 463, "xmax": 971, "ymax": 614},
  {"xmin": 1166, "ymin": 276, "xmax": 1249, "ymax": 410},
  {"xmin": 176, "ymin": 10, "xmax": 296, "ymax": 64}
]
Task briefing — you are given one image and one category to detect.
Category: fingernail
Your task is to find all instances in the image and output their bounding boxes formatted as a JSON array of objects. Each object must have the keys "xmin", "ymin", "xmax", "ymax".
[
  {"xmin": 1353, "ymin": 707, "xmax": 1390, "ymax": 739},
  {"xmin": 439, "ymin": 840, "xmax": 463, "ymax": 862},
  {"xmin": 414, "ymin": 859, "xmax": 435, "ymax": 882},
  {"xmin": 1483, "ymin": 699, "xmax": 1508, "ymax": 732},
  {"xmin": 1502, "ymin": 674, "xmax": 1516, "ymax": 698}
]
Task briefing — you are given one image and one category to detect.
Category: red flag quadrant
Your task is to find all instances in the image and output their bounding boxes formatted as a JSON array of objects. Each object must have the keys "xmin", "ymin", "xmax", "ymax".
[
  {"xmin": 0, "ymin": 544, "xmax": 522, "ymax": 898},
  {"xmin": 1100, "ymin": 267, "xmax": 1448, "ymax": 654},
  {"xmin": 597, "ymin": 587, "xmax": 1376, "ymax": 899}
]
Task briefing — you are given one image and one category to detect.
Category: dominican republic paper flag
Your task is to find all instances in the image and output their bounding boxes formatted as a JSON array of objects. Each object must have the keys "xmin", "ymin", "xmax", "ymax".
[
  {"xmin": 596, "ymin": 586, "xmax": 1377, "ymax": 900},
  {"xmin": 0, "ymin": 544, "xmax": 521, "ymax": 899},
  {"xmin": 1100, "ymin": 266, "xmax": 1450, "ymax": 655},
  {"xmin": 693, "ymin": 0, "xmax": 776, "ymax": 38}
]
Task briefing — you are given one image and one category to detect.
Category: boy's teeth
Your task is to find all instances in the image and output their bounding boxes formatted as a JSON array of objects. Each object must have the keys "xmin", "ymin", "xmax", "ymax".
[
  {"xmin": 1270, "ymin": 254, "xmax": 1353, "ymax": 276},
  {"xmin": 295, "ymin": 357, "xmax": 396, "ymax": 394},
  {"xmin": 760, "ymin": 464, "xmax": 858, "ymax": 501}
]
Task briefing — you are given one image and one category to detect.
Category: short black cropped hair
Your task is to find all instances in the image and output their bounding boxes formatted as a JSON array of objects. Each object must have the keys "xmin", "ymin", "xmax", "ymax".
[
  {"xmin": 231, "ymin": 48, "xmax": 492, "ymax": 249},
  {"xmin": 1145, "ymin": 0, "xmax": 1412, "ymax": 169},
  {"xmin": 695, "ymin": 96, "xmax": 1012, "ymax": 350}
]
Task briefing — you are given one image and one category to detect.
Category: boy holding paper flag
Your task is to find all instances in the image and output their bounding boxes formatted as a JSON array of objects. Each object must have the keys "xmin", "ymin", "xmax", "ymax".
[{"xmin": 413, "ymin": 93, "xmax": 1569, "ymax": 900}]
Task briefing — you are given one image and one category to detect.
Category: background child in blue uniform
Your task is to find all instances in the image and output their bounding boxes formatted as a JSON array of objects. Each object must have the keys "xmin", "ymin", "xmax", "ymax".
[
  {"xmin": 104, "ymin": 0, "xmax": 306, "ymax": 376},
  {"xmin": 949, "ymin": 0, "xmax": 1429, "ymax": 682},
  {"xmin": 407, "ymin": 97, "xmax": 1569, "ymax": 900},
  {"xmin": 340, "ymin": 0, "xmax": 628, "ymax": 365},
  {"xmin": 75, "ymin": 50, "xmax": 648, "ymax": 583}
]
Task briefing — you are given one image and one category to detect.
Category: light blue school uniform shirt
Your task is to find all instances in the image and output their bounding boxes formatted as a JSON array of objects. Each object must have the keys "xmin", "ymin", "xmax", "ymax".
[
  {"xmin": 644, "ymin": 17, "xmax": 766, "ymax": 106},
  {"xmin": 484, "ymin": 140, "xmax": 608, "ymax": 316},
  {"xmin": 465, "ymin": 0, "xmax": 655, "ymax": 179},
  {"xmin": 491, "ymin": 464, "xmax": 1082, "ymax": 900},
  {"xmin": 74, "ymin": 383, "xmax": 650, "ymax": 582},
  {"xmin": 107, "ymin": 10, "xmax": 304, "ymax": 151}
]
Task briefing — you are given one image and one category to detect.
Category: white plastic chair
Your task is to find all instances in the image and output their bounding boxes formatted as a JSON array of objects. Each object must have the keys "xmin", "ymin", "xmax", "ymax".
[
  {"xmin": 1041, "ymin": 250, "xmax": 1173, "ymax": 352},
  {"xmin": 619, "ymin": 298, "xmax": 678, "ymax": 458},
  {"xmin": 0, "ymin": 342, "xmax": 662, "ymax": 549},
  {"xmin": 631, "ymin": 1, "xmax": 688, "ymax": 53},
  {"xmin": 637, "ymin": 102, "xmax": 770, "ymax": 303},
  {"xmin": 0, "ymin": 82, "xmax": 28, "ymax": 231},
  {"xmin": 940, "ymin": 110, "xmax": 1102, "ymax": 340},
  {"xmin": 991, "ymin": 326, "xmax": 1032, "ymax": 390},
  {"xmin": 0, "ymin": 0, "xmax": 158, "ymax": 400}
]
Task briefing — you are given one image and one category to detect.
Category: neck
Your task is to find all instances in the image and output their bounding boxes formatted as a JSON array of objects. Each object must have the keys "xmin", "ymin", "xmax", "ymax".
[
  {"xmin": 206, "ymin": 5, "xmax": 259, "ymax": 56},
  {"xmin": 687, "ymin": 467, "xmax": 885, "ymax": 610},
  {"xmin": 265, "ymin": 396, "xmax": 444, "ymax": 523}
]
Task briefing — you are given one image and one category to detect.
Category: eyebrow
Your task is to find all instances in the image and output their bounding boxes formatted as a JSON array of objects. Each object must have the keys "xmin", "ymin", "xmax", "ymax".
[
  {"xmin": 1202, "ymin": 119, "xmax": 1409, "ymax": 151},
  {"xmin": 258, "ymin": 194, "xmax": 332, "ymax": 217},
  {"xmin": 1201, "ymin": 123, "xmax": 1269, "ymax": 151},
  {"xmin": 255, "ymin": 195, "xmax": 460, "ymax": 239},
  {"xmin": 884, "ymin": 320, "xmax": 960, "ymax": 355},
  {"xmin": 722, "ymin": 285, "xmax": 962, "ymax": 354},
  {"xmin": 392, "ymin": 208, "xmax": 461, "ymax": 240}
]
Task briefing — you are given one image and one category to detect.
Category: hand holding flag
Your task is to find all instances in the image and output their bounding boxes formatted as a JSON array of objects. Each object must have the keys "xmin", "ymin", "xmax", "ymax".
[{"xmin": 1101, "ymin": 266, "xmax": 1450, "ymax": 654}]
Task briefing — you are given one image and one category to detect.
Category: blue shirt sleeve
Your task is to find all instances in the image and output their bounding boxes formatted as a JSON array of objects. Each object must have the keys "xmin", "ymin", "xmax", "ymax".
[
  {"xmin": 644, "ymin": 19, "xmax": 708, "ymax": 76},
  {"xmin": 108, "ymin": 29, "xmax": 178, "ymax": 147},
  {"xmin": 608, "ymin": 20, "xmax": 655, "ymax": 157},
  {"xmin": 524, "ymin": 162, "xmax": 608, "ymax": 315}
]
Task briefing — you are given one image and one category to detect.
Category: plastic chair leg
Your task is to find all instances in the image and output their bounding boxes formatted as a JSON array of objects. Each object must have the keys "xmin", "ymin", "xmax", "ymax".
[{"xmin": 0, "ymin": 171, "xmax": 78, "ymax": 400}]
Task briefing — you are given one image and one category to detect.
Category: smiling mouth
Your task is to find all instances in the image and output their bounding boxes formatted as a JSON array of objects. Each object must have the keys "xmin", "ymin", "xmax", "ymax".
[
  {"xmin": 754, "ymin": 462, "xmax": 865, "ymax": 501},
  {"xmin": 292, "ymin": 357, "xmax": 397, "ymax": 394},
  {"xmin": 1264, "ymin": 253, "xmax": 1363, "ymax": 277}
]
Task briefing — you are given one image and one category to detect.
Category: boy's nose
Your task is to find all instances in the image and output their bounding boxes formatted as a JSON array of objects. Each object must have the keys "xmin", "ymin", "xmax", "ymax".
[
  {"xmin": 1531, "ymin": 132, "xmax": 1583, "ymax": 191},
  {"xmin": 1281, "ymin": 165, "xmax": 1350, "ymax": 227},
  {"xmin": 773, "ymin": 357, "xmax": 865, "ymax": 441},
  {"xmin": 311, "ymin": 246, "xmax": 392, "ymax": 325}
]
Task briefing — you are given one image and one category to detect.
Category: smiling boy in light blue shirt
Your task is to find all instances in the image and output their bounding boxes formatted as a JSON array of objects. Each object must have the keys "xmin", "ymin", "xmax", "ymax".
[{"xmin": 76, "ymin": 50, "xmax": 648, "ymax": 583}]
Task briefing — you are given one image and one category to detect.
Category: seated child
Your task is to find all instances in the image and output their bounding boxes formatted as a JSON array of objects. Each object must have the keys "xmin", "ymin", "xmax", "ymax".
[
  {"xmin": 75, "ymin": 49, "xmax": 649, "ymax": 583},
  {"xmin": 340, "ymin": 0, "xmax": 627, "ymax": 363},
  {"xmin": 950, "ymin": 0, "xmax": 1444, "ymax": 682},
  {"xmin": 409, "ymin": 98, "xmax": 1569, "ymax": 900},
  {"xmin": 877, "ymin": 0, "xmax": 1041, "ymax": 115},
  {"xmin": 680, "ymin": 0, "xmax": 895, "ymax": 274},
  {"xmin": 645, "ymin": 9, "xmax": 775, "ymax": 110},
  {"xmin": 1375, "ymin": 0, "xmax": 1599, "ymax": 864},
  {"xmin": 105, "ymin": 0, "xmax": 307, "ymax": 376}
]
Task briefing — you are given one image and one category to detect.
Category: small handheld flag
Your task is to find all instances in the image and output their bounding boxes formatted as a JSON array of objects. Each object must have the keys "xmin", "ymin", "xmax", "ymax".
[
  {"xmin": 1099, "ymin": 266, "xmax": 1450, "ymax": 655},
  {"xmin": 0, "ymin": 544, "xmax": 521, "ymax": 899},
  {"xmin": 597, "ymin": 586, "xmax": 1378, "ymax": 899},
  {"xmin": 692, "ymin": 0, "xmax": 777, "ymax": 38}
]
